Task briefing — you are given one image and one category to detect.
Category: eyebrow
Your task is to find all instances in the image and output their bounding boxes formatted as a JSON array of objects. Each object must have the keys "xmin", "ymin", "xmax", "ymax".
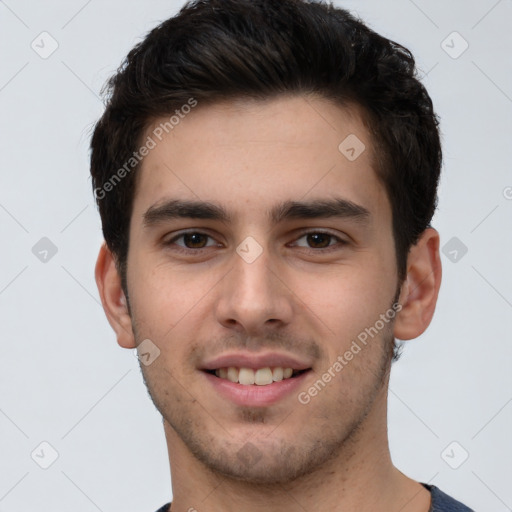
[{"xmin": 143, "ymin": 197, "xmax": 370, "ymax": 227}]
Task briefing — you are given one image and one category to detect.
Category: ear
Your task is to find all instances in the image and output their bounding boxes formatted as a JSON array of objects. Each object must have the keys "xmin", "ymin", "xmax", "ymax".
[
  {"xmin": 95, "ymin": 243, "xmax": 136, "ymax": 349},
  {"xmin": 394, "ymin": 228, "xmax": 442, "ymax": 340}
]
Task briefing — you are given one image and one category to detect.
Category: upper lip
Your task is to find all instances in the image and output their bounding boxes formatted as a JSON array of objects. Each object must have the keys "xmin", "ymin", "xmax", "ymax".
[{"xmin": 200, "ymin": 352, "xmax": 313, "ymax": 371}]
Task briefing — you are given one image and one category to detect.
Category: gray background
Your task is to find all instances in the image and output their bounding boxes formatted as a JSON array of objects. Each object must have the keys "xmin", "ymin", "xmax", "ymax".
[{"xmin": 1, "ymin": 0, "xmax": 511, "ymax": 510}]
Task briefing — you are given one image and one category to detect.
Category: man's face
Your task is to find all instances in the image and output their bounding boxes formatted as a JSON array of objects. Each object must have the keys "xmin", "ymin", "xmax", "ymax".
[{"xmin": 126, "ymin": 95, "xmax": 401, "ymax": 483}]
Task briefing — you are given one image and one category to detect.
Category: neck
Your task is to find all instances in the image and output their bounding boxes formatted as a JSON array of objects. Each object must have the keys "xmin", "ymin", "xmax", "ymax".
[{"xmin": 163, "ymin": 387, "xmax": 431, "ymax": 512}]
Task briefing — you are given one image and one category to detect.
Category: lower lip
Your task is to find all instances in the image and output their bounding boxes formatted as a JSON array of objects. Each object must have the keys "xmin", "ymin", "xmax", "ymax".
[{"xmin": 203, "ymin": 371, "xmax": 311, "ymax": 407}]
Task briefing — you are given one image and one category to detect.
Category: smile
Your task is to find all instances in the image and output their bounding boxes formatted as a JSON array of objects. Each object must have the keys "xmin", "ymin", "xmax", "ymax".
[{"xmin": 207, "ymin": 366, "xmax": 308, "ymax": 386}]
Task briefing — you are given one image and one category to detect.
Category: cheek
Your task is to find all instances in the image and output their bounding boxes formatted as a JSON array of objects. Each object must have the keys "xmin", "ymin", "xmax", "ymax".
[
  {"xmin": 295, "ymin": 255, "xmax": 397, "ymax": 344},
  {"xmin": 127, "ymin": 256, "xmax": 221, "ymax": 345}
]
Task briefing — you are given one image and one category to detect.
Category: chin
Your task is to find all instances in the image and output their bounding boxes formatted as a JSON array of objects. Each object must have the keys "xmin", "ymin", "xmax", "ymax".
[
  {"xmin": 205, "ymin": 455, "xmax": 314, "ymax": 485},
  {"xmin": 187, "ymin": 435, "xmax": 344, "ymax": 486}
]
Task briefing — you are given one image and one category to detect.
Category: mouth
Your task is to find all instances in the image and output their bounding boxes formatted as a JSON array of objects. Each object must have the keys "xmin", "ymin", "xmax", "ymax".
[
  {"xmin": 204, "ymin": 366, "xmax": 310, "ymax": 386},
  {"xmin": 200, "ymin": 352, "xmax": 314, "ymax": 406}
]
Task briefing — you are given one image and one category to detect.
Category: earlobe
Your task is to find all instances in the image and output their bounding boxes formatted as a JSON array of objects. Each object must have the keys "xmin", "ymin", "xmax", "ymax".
[
  {"xmin": 393, "ymin": 228, "xmax": 442, "ymax": 341},
  {"xmin": 95, "ymin": 243, "xmax": 136, "ymax": 349}
]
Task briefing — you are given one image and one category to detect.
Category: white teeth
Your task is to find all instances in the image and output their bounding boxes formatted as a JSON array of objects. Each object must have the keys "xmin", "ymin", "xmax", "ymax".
[
  {"xmin": 227, "ymin": 367, "xmax": 238, "ymax": 383},
  {"xmin": 272, "ymin": 367, "xmax": 284, "ymax": 382},
  {"xmin": 213, "ymin": 366, "xmax": 298, "ymax": 385},
  {"xmin": 254, "ymin": 367, "xmax": 273, "ymax": 386},
  {"xmin": 239, "ymin": 368, "xmax": 255, "ymax": 385}
]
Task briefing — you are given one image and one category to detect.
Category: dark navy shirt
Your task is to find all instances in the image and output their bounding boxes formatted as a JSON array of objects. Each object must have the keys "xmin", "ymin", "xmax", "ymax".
[
  {"xmin": 424, "ymin": 484, "xmax": 474, "ymax": 511},
  {"xmin": 155, "ymin": 483, "xmax": 474, "ymax": 511}
]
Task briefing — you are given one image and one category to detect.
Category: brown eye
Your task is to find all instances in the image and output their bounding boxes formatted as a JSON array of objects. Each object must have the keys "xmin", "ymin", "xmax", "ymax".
[
  {"xmin": 165, "ymin": 231, "xmax": 219, "ymax": 251},
  {"xmin": 306, "ymin": 233, "xmax": 332, "ymax": 248},
  {"xmin": 182, "ymin": 232, "xmax": 209, "ymax": 248},
  {"xmin": 291, "ymin": 231, "xmax": 347, "ymax": 252}
]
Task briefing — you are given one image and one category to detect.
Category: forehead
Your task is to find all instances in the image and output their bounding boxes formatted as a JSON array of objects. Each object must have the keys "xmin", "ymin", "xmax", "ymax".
[{"xmin": 132, "ymin": 95, "xmax": 390, "ymax": 223}]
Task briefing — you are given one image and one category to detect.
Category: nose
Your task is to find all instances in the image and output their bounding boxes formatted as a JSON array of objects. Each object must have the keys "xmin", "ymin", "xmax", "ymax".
[{"xmin": 214, "ymin": 246, "xmax": 294, "ymax": 335}]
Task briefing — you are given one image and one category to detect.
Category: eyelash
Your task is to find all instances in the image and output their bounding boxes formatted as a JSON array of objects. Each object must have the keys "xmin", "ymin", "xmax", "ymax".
[{"xmin": 163, "ymin": 230, "xmax": 347, "ymax": 254}]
